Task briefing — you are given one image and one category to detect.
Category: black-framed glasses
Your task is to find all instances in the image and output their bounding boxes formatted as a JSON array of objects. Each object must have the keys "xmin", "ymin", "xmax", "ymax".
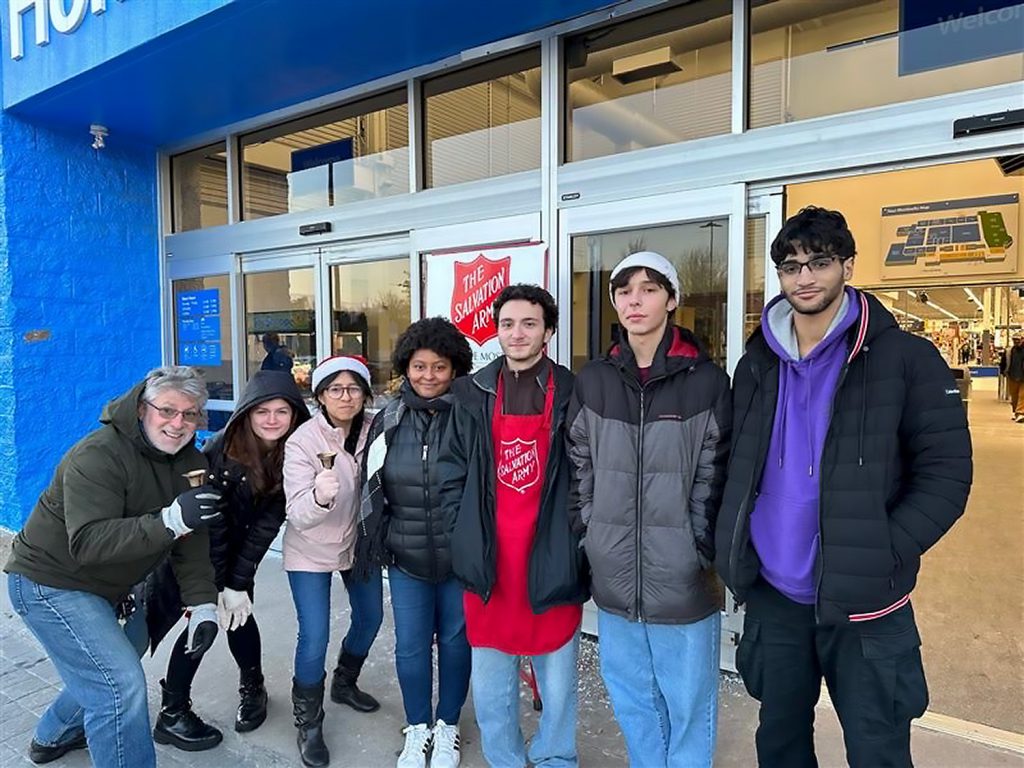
[
  {"xmin": 144, "ymin": 400, "xmax": 202, "ymax": 424},
  {"xmin": 323, "ymin": 384, "xmax": 365, "ymax": 400},
  {"xmin": 776, "ymin": 254, "xmax": 843, "ymax": 277}
]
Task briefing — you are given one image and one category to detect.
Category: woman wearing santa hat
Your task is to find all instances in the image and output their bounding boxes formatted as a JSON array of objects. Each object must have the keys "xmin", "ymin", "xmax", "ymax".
[{"xmin": 282, "ymin": 355, "xmax": 383, "ymax": 768}]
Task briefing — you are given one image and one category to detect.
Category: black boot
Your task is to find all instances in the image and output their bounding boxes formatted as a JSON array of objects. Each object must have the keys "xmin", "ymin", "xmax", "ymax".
[
  {"xmin": 330, "ymin": 650, "xmax": 379, "ymax": 712},
  {"xmin": 152, "ymin": 679, "xmax": 223, "ymax": 752},
  {"xmin": 292, "ymin": 677, "xmax": 329, "ymax": 767},
  {"xmin": 236, "ymin": 666, "xmax": 268, "ymax": 733}
]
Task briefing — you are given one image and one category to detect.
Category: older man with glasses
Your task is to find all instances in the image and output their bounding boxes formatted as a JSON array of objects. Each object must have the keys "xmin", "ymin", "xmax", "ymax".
[{"xmin": 5, "ymin": 366, "xmax": 225, "ymax": 768}]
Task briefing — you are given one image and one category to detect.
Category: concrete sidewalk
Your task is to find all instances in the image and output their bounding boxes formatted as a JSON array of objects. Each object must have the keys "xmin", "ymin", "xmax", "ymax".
[{"xmin": 1, "ymin": 539, "xmax": 1021, "ymax": 767}]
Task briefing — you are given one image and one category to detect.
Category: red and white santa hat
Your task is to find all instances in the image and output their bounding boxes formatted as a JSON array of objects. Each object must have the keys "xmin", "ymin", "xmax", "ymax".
[{"xmin": 311, "ymin": 355, "xmax": 371, "ymax": 394}]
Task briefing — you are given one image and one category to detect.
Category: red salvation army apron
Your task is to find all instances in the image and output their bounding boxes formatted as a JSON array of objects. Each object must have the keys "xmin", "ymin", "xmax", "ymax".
[{"xmin": 463, "ymin": 370, "xmax": 582, "ymax": 655}]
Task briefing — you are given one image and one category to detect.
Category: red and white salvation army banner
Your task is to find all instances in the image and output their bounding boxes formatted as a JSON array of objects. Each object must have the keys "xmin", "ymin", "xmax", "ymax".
[{"xmin": 423, "ymin": 243, "xmax": 548, "ymax": 370}]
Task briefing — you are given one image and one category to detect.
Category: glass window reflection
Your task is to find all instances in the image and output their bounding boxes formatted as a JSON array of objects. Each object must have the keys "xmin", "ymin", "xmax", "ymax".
[
  {"xmin": 423, "ymin": 49, "xmax": 542, "ymax": 187},
  {"xmin": 329, "ymin": 259, "xmax": 411, "ymax": 402},
  {"xmin": 244, "ymin": 268, "xmax": 316, "ymax": 395},
  {"xmin": 570, "ymin": 219, "xmax": 729, "ymax": 371},
  {"xmin": 170, "ymin": 143, "xmax": 228, "ymax": 232},
  {"xmin": 240, "ymin": 92, "xmax": 409, "ymax": 220},
  {"xmin": 749, "ymin": 0, "xmax": 1024, "ymax": 129},
  {"xmin": 565, "ymin": 1, "xmax": 732, "ymax": 163}
]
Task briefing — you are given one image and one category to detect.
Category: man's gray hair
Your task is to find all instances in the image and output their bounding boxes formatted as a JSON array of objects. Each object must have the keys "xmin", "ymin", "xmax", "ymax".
[{"xmin": 142, "ymin": 366, "xmax": 209, "ymax": 410}]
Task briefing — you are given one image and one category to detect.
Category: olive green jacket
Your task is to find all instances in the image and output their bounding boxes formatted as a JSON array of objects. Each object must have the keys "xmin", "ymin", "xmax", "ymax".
[{"xmin": 5, "ymin": 380, "xmax": 216, "ymax": 606}]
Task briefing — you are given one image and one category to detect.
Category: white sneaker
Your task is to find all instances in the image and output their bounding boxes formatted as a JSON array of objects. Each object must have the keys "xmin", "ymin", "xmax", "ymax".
[
  {"xmin": 397, "ymin": 723, "xmax": 432, "ymax": 768},
  {"xmin": 430, "ymin": 720, "xmax": 460, "ymax": 768}
]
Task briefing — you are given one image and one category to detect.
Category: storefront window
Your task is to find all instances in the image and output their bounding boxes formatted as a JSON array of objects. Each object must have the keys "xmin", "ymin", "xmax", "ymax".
[
  {"xmin": 240, "ymin": 92, "xmax": 409, "ymax": 220},
  {"xmin": 570, "ymin": 219, "xmax": 729, "ymax": 371},
  {"xmin": 564, "ymin": 0, "xmax": 732, "ymax": 163},
  {"xmin": 244, "ymin": 268, "xmax": 316, "ymax": 395},
  {"xmin": 746, "ymin": 216, "xmax": 767, "ymax": 340},
  {"xmin": 749, "ymin": 0, "xmax": 1024, "ymax": 129},
  {"xmin": 423, "ymin": 49, "xmax": 541, "ymax": 188},
  {"xmin": 329, "ymin": 259, "xmax": 411, "ymax": 401},
  {"xmin": 172, "ymin": 275, "xmax": 233, "ymax": 401},
  {"xmin": 170, "ymin": 143, "xmax": 228, "ymax": 232}
]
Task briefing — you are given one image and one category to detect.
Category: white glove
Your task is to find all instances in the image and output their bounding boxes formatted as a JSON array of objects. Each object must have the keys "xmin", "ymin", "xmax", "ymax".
[
  {"xmin": 313, "ymin": 469, "xmax": 340, "ymax": 508},
  {"xmin": 218, "ymin": 588, "xmax": 253, "ymax": 631},
  {"xmin": 185, "ymin": 603, "xmax": 219, "ymax": 658}
]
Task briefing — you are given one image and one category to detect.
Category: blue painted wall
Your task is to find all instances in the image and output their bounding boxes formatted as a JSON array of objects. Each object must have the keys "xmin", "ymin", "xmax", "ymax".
[{"xmin": 0, "ymin": 110, "xmax": 160, "ymax": 529}]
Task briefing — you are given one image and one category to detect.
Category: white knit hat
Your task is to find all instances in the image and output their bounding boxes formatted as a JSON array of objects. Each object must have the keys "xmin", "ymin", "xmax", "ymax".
[
  {"xmin": 311, "ymin": 355, "xmax": 371, "ymax": 394},
  {"xmin": 609, "ymin": 251, "xmax": 681, "ymax": 303}
]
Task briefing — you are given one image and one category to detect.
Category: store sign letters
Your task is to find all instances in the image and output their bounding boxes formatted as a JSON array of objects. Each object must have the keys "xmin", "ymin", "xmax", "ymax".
[{"xmin": 8, "ymin": 0, "xmax": 121, "ymax": 60}]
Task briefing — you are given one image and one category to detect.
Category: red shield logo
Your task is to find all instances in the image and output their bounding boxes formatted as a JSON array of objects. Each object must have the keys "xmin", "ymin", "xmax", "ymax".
[
  {"xmin": 496, "ymin": 438, "xmax": 540, "ymax": 494},
  {"xmin": 451, "ymin": 254, "xmax": 511, "ymax": 345}
]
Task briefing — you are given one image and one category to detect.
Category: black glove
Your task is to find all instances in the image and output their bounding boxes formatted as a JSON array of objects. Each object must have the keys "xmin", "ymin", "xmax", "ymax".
[
  {"xmin": 161, "ymin": 487, "xmax": 223, "ymax": 539},
  {"xmin": 185, "ymin": 603, "xmax": 218, "ymax": 659}
]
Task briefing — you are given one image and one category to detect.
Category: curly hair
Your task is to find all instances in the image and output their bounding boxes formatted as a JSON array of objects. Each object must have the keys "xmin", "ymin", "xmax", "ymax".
[
  {"xmin": 770, "ymin": 205, "xmax": 857, "ymax": 265},
  {"xmin": 392, "ymin": 317, "xmax": 473, "ymax": 378}
]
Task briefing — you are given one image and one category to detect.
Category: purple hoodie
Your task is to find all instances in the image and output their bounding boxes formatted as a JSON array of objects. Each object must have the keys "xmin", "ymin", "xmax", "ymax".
[{"xmin": 749, "ymin": 287, "xmax": 860, "ymax": 604}]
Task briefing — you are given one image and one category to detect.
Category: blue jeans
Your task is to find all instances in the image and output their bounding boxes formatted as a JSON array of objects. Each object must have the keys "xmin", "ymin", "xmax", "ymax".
[
  {"xmin": 598, "ymin": 610, "xmax": 721, "ymax": 768},
  {"xmin": 388, "ymin": 567, "xmax": 471, "ymax": 725},
  {"xmin": 287, "ymin": 567, "xmax": 383, "ymax": 686},
  {"xmin": 7, "ymin": 573, "xmax": 152, "ymax": 768},
  {"xmin": 471, "ymin": 633, "xmax": 579, "ymax": 768}
]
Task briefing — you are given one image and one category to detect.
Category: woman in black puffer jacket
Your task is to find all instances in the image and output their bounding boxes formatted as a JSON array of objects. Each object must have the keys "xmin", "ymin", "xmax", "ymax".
[
  {"xmin": 354, "ymin": 317, "xmax": 473, "ymax": 768},
  {"xmin": 151, "ymin": 371, "xmax": 309, "ymax": 752}
]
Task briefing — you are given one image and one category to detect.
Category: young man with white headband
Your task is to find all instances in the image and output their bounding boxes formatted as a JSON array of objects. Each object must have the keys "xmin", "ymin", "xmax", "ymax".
[{"xmin": 567, "ymin": 252, "xmax": 731, "ymax": 767}]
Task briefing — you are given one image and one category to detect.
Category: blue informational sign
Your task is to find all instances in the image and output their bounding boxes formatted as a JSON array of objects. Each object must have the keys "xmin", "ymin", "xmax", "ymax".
[
  {"xmin": 177, "ymin": 289, "xmax": 222, "ymax": 367},
  {"xmin": 900, "ymin": 0, "xmax": 1024, "ymax": 75}
]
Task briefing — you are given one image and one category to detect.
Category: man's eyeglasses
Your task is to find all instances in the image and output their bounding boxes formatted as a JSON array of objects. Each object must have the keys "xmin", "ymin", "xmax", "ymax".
[
  {"xmin": 323, "ymin": 384, "xmax": 365, "ymax": 400},
  {"xmin": 144, "ymin": 400, "xmax": 202, "ymax": 424},
  {"xmin": 776, "ymin": 254, "xmax": 842, "ymax": 277}
]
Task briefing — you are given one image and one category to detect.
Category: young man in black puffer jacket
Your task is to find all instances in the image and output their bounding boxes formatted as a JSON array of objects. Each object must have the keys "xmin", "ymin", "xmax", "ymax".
[{"xmin": 715, "ymin": 207, "xmax": 973, "ymax": 768}]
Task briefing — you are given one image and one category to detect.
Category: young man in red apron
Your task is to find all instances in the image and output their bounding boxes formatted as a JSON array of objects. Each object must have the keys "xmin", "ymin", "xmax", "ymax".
[{"xmin": 439, "ymin": 284, "xmax": 588, "ymax": 768}]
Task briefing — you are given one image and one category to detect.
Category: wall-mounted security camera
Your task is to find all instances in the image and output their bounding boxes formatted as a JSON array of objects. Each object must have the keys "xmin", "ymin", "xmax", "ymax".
[{"xmin": 89, "ymin": 124, "xmax": 108, "ymax": 150}]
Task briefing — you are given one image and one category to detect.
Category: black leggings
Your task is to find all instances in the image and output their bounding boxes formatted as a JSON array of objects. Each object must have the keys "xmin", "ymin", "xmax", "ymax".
[{"xmin": 165, "ymin": 615, "xmax": 263, "ymax": 693}]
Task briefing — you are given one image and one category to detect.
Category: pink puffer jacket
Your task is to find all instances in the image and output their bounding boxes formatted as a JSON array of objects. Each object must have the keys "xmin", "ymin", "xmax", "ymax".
[{"xmin": 282, "ymin": 411, "xmax": 370, "ymax": 572}]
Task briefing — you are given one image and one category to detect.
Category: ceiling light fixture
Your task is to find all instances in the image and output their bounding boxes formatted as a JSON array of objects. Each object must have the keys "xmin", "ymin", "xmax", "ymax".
[{"xmin": 963, "ymin": 287, "xmax": 984, "ymax": 310}]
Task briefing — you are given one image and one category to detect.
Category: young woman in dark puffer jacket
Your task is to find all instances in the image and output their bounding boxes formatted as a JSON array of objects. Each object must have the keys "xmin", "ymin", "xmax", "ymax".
[
  {"xmin": 354, "ymin": 317, "xmax": 473, "ymax": 768},
  {"xmin": 151, "ymin": 371, "xmax": 309, "ymax": 752}
]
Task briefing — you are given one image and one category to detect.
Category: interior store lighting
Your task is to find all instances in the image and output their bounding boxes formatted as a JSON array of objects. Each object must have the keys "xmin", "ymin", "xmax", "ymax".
[
  {"xmin": 907, "ymin": 290, "xmax": 961, "ymax": 321},
  {"xmin": 964, "ymin": 287, "xmax": 985, "ymax": 311},
  {"xmin": 889, "ymin": 305, "xmax": 924, "ymax": 322}
]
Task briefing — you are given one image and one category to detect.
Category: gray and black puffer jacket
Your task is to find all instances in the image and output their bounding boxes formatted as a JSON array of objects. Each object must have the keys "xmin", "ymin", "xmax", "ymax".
[{"xmin": 567, "ymin": 325, "xmax": 731, "ymax": 624}]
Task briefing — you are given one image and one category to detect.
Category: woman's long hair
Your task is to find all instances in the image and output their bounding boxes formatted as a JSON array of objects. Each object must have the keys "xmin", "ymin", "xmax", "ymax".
[{"xmin": 224, "ymin": 404, "xmax": 301, "ymax": 496}]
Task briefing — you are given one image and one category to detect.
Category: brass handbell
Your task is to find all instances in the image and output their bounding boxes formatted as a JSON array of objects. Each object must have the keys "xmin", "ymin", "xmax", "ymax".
[
  {"xmin": 317, "ymin": 451, "xmax": 337, "ymax": 470},
  {"xmin": 182, "ymin": 469, "xmax": 207, "ymax": 488}
]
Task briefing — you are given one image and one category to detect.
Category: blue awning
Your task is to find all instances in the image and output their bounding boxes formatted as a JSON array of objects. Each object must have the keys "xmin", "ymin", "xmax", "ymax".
[{"xmin": 2, "ymin": 0, "xmax": 621, "ymax": 147}]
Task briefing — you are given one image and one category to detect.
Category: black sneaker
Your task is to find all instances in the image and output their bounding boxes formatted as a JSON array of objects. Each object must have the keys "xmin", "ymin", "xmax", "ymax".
[{"xmin": 29, "ymin": 734, "xmax": 88, "ymax": 764}]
